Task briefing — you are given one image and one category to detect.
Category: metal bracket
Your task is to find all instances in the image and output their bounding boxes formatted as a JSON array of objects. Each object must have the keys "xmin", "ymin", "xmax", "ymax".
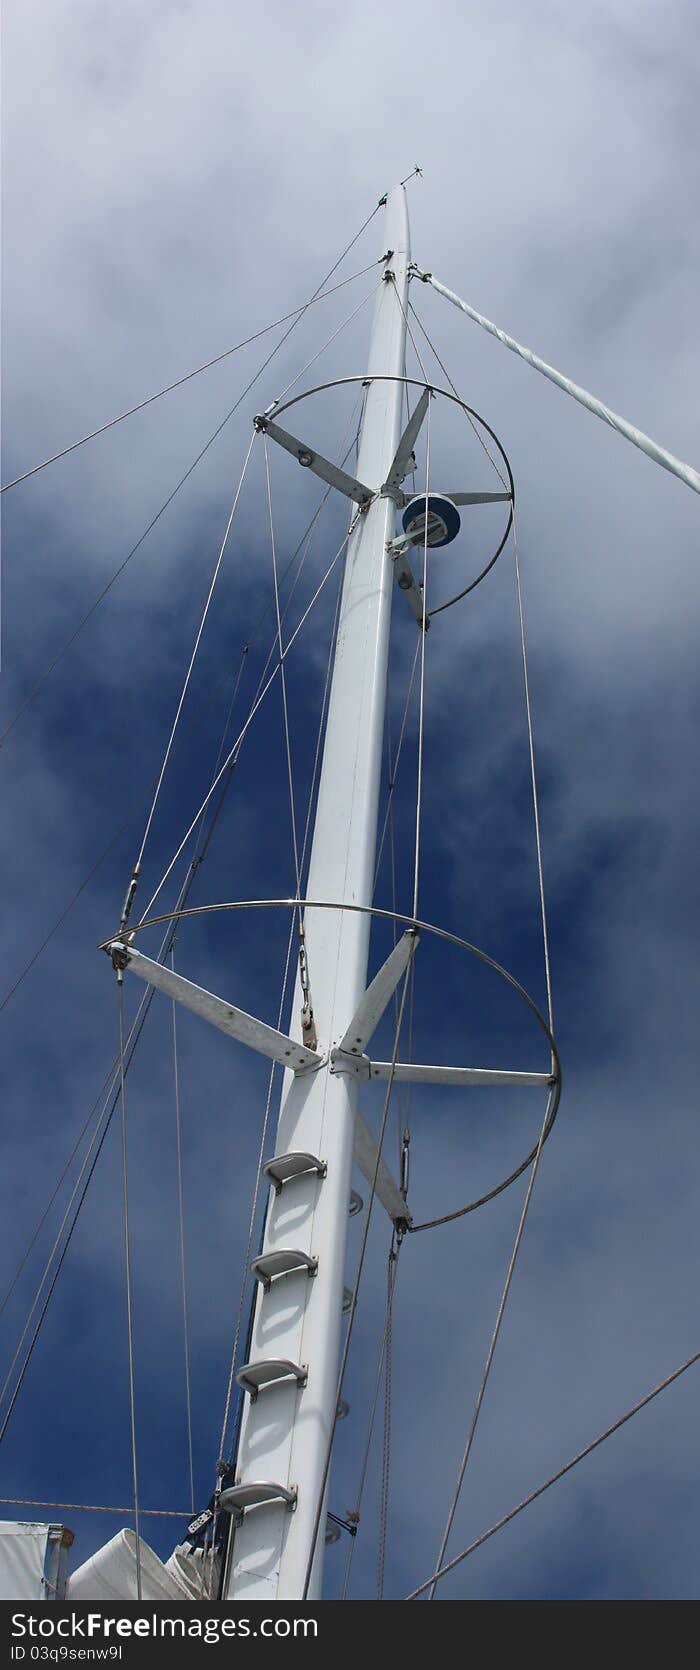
[
  {"xmin": 390, "ymin": 550, "xmax": 429, "ymax": 628},
  {"xmin": 330, "ymin": 1048, "xmax": 371, "ymax": 1080},
  {"xmin": 254, "ymin": 416, "xmax": 373, "ymax": 507}
]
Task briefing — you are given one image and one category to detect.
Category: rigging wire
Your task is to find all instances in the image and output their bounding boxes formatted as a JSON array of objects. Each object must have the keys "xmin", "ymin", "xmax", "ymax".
[
  {"xmin": 408, "ymin": 501, "xmax": 555, "ymax": 1231},
  {"xmin": 0, "ymin": 424, "xmax": 349, "ymax": 1018},
  {"xmin": 0, "ymin": 824, "xmax": 128, "ymax": 1017},
  {"xmin": 391, "ymin": 281, "xmax": 430, "ymax": 384},
  {"xmin": 412, "ymin": 394, "xmax": 431, "ymax": 920},
  {"xmin": 0, "ymin": 263, "xmax": 380, "ymax": 496},
  {"xmin": 372, "ymin": 639, "xmax": 421, "ymax": 894},
  {"xmin": 264, "ymin": 437, "xmax": 302, "ymax": 903},
  {"xmin": 170, "ymin": 950, "xmax": 195, "ymax": 1516},
  {"xmin": 0, "ymin": 639, "xmax": 252, "ymax": 1311},
  {"xmin": 0, "ymin": 1498, "xmax": 191, "ymax": 1519},
  {"xmin": 0, "ymin": 821, "xmax": 224, "ymax": 1445},
  {"xmin": 422, "ymin": 496, "xmax": 556, "ymax": 1594},
  {"xmin": 0, "ymin": 207, "xmax": 383, "ymax": 752},
  {"xmin": 120, "ymin": 432, "xmax": 256, "ymax": 930},
  {"xmin": 217, "ymin": 516, "xmax": 348, "ymax": 1442},
  {"xmin": 0, "ymin": 639, "xmax": 249, "ymax": 1321},
  {"xmin": 123, "ymin": 433, "xmax": 256, "ymax": 928},
  {"xmin": 0, "ymin": 619, "xmax": 261, "ymax": 1439},
  {"xmin": 266, "ymin": 281, "xmax": 380, "ymax": 411},
  {"xmin": 406, "ymin": 1345, "xmax": 700, "ymax": 1599},
  {"xmin": 512, "ymin": 511, "xmax": 554, "ymax": 1037},
  {"xmin": 377, "ymin": 1237, "xmax": 398, "ymax": 1599},
  {"xmin": 0, "ymin": 415, "xmax": 361, "ymax": 1360},
  {"xmin": 385, "ymin": 706, "xmax": 404, "ymax": 1169},
  {"xmin": 410, "ymin": 266, "xmax": 700, "ymax": 498},
  {"xmin": 407, "ymin": 296, "xmax": 510, "ymax": 492},
  {"xmin": 140, "ymin": 520, "xmax": 356, "ymax": 925},
  {"xmin": 339, "ymin": 1239, "xmax": 403, "ymax": 1600},
  {"xmin": 117, "ymin": 978, "xmax": 142, "ymax": 1600},
  {"xmin": 210, "ymin": 526, "xmax": 348, "ymax": 1595},
  {"xmin": 301, "ymin": 965, "xmax": 413, "ymax": 1600},
  {"xmin": 424, "ymin": 1084, "xmax": 556, "ymax": 1599}
]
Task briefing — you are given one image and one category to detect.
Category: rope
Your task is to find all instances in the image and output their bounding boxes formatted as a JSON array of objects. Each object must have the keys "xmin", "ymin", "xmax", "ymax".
[
  {"xmin": 377, "ymin": 1240, "xmax": 397, "ymax": 1599},
  {"xmin": 425, "ymin": 1083, "xmax": 556, "ymax": 1598},
  {"xmin": 0, "ymin": 263, "xmax": 380, "ymax": 494},
  {"xmin": 412, "ymin": 392, "xmax": 431, "ymax": 919},
  {"xmin": 406, "ymin": 1345, "xmax": 700, "ymax": 1599},
  {"xmin": 170, "ymin": 950, "xmax": 195, "ymax": 1515},
  {"xmin": 0, "ymin": 208, "xmax": 383, "ymax": 750},
  {"xmin": 122, "ymin": 433, "xmax": 256, "ymax": 926},
  {"xmin": 302, "ymin": 966, "xmax": 413, "ymax": 1600},
  {"xmin": 117, "ymin": 978, "xmax": 142, "ymax": 1601},
  {"xmin": 412, "ymin": 267, "xmax": 700, "ymax": 497}
]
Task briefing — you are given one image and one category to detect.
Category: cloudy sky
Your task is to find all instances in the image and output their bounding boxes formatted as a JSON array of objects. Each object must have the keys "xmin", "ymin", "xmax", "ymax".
[{"xmin": 1, "ymin": 0, "xmax": 698, "ymax": 1602}]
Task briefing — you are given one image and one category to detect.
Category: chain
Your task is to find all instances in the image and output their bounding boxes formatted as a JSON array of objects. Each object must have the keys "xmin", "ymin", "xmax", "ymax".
[{"xmin": 298, "ymin": 922, "xmax": 317, "ymax": 1050}]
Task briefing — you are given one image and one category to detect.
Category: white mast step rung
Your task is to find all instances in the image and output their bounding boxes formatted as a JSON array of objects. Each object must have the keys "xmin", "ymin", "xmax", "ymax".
[
  {"xmin": 262, "ymin": 1151, "xmax": 327, "ymax": 1193},
  {"xmin": 251, "ymin": 1248, "xmax": 318, "ymax": 1290},
  {"xmin": 236, "ymin": 1358, "xmax": 307, "ymax": 1401},
  {"xmin": 219, "ymin": 1481, "xmax": 297, "ymax": 1518},
  {"xmin": 368, "ymin": 1062, "xmax": 555, "ymax": 1087},
  {"xmin": 325, "ymin": 1518, "xmax": 342, "ymax": 1546}
]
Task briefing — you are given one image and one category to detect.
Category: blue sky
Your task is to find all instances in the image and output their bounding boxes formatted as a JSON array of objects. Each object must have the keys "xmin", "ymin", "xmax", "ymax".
[{"xmin": 1, "ymin": 0, "xmax": 699, "ymax": 1601}]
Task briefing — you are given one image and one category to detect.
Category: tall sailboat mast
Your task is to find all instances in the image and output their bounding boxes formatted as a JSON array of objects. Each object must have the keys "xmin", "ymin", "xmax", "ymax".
[{"xmin": 226, "ymin": 185, "xmax": 411, "ymax": 1601}]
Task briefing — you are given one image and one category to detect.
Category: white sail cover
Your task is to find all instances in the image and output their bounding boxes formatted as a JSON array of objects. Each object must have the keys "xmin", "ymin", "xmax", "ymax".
[
  {"xmin": 0, "ymin": 1521, "xmax": 69, "ymax": 1600},
  {"xmin": 68, "ymin": 1529, "xmax": 219, "ymax": 1600}
]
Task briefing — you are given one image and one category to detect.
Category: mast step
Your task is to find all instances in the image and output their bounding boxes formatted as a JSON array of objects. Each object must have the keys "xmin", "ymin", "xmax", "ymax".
[
  {"xmin": 336, "ymin": 1397, "xmax": 350, "ymax": 1421},
  {"xmin": 262, "ymin": 1151, "xmax": 327, "ymax": 1193},
  {"xmin": 349, "ymin": 1188, "xmax": 363, "ymax": 1216},
  {"xmin": 236, "ymin": 1358, "xmax": 307, "ymax": 1401},
  {"xmin": 251, "ymin": 1248, "xmax": 318, "ymax": 1290},
  {"xmin": 325, "ymin": 1518, "xmax": 341, "ymax": 1545},
  {"xmin": 219, "ymin": 1481, "xmax": 297, "ymax": 1518},
  {"xmin": 342, "ymin": 1286, "xmax": 354, "ymax": 1314}
]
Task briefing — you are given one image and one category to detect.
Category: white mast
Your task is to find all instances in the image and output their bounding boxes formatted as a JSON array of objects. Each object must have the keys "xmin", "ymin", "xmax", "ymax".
[{"xmin": 226, "ymin": 185, "xmax": 410, "ymax": 1601}]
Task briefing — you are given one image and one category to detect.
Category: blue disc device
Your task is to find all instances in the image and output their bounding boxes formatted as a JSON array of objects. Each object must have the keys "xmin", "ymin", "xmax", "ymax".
[{"xmin": 401, "ymin": 494, "xmax": 461, "ymax": 549}]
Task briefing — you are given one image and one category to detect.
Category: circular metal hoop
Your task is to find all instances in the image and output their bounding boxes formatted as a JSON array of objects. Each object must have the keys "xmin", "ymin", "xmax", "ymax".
[
  {"xmin": 108, "ymin": 897, "xmax": 561, "ymax": 1220},
  {"xmin": 268, "ymin": 376, "xmax": 515, "ymax": 618}
]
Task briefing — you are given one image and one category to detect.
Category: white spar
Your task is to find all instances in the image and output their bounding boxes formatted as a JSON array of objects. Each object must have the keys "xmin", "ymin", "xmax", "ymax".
[{"xmin": 226, "ymin": 185, "xmax": 412, "ymax": 1601}]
